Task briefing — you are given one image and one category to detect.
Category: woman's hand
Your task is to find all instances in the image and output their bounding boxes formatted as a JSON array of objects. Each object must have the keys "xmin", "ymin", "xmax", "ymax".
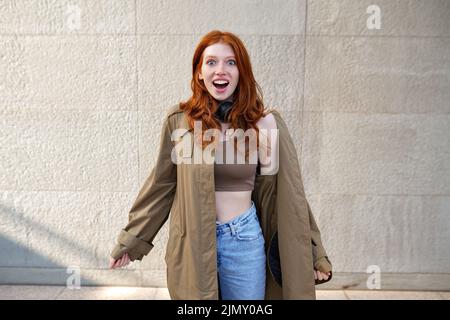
[
  {"xmin": 314, "ymin": 269, "xmax": 331, "ymax": 281},
  {"xmin": 109, "ymin": 253, "xmax": 131, "ymax": 269}
]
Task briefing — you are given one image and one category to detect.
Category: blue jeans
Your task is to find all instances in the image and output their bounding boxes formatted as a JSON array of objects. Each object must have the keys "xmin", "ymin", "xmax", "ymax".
[{"xmin": 216, "ymin": 201, "xmax": 266, "ymax": 300}]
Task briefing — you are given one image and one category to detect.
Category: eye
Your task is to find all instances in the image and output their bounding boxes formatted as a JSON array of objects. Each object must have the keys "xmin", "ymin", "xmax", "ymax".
[
  {"xmin": 228, "ymin": 60, "xmax": 236, "ymax": 65},
  {"xmin": 206, "ymin": 59, "xmax": 216, "ymax": 65}
]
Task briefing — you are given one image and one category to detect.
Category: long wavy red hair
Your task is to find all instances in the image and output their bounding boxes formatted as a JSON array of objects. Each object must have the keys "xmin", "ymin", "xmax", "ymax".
[{"xmin": 179, "ymin": 30, "xmax": 269, "ymax": 156}]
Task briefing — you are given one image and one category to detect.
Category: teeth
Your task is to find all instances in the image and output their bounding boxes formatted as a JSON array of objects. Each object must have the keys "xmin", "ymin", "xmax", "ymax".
[{"xmin": 213, "ymin": 80, "xmax": 229, "ymax": 85}]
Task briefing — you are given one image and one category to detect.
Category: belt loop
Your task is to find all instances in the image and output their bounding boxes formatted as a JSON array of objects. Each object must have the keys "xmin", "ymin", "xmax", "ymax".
[{"xmin": 229, "ymin": 223, "xmax": 236, "ymax": 236}]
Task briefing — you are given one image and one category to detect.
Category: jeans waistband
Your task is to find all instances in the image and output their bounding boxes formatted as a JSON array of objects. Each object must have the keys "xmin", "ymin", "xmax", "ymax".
[{"xmin": 216, "ymin": 201, "xmax": 256, "ymax": 233}]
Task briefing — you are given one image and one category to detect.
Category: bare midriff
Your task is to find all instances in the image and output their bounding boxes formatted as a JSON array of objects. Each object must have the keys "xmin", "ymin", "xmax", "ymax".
[
  {"xmin": 215, "ymin": 190, "xmax": 253, "ymax": 223},
  {"xmin": 215, "ymin": 122, "xmax": 255, "ymax": 223}
]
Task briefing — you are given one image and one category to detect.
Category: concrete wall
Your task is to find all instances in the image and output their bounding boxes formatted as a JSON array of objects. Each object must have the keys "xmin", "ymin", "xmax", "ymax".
[{"xmin": 0, "ymin": 0, "xmax": 449, "ymax": 291}]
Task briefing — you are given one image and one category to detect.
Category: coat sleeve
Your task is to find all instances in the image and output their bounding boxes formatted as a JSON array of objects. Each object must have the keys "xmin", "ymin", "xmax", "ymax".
[
  {"xmin": 307, "ymin": 201, "xmax": 333, "ymax": 273},
  {"xmin": 110, "ymin": 116, "xmax": 177, "ymax": 261}
]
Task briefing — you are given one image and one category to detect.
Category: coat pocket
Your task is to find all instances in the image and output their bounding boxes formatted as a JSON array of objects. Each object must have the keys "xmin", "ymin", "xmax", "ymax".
[
  {"xmin": 165, "ymin": 228, "xmax": 182, "ymax": 264},
  {"xmin": 165, "ymin": 203, "xmax": 182, "ymax": 263}
]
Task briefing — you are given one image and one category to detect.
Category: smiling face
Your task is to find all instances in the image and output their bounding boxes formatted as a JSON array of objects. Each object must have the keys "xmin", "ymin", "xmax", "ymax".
[{"xmin": 198, "ymin": 42, "xmax": 239, "ymax": 101}]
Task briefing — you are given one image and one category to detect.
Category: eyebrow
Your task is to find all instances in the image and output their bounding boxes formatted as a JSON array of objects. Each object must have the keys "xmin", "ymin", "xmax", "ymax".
[{"xmin": 204, "ymin": 55, "xmax": 235, "ymax": 59}]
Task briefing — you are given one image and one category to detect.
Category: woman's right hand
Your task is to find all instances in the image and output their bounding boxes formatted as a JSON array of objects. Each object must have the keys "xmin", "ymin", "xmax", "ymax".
[
  {"xmin": 314, "ymin": 269, "xmax": 331, "ymax": 281},
  {"xmin": 109, "ymin": 252, "xmax": 131, "ymax": 269}
]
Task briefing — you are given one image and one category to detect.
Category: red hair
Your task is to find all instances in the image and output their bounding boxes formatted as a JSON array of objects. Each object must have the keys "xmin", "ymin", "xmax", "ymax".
[{"xmin": 179, "ymin": 30, "xmax": 269, "ymax": 156}]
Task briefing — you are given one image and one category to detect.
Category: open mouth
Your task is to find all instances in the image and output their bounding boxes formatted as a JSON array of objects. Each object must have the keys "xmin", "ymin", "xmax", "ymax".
[{"xmin": 213, "ymin": 80, "xmax": 229, "ymax": 89}]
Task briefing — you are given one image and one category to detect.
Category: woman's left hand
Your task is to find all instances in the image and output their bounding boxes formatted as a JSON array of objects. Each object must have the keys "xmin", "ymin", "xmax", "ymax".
[
  {"xmin": 314, "ymin": 269, "xmax": 331, "ymax": 281},
  {"xmin": 109, "ymin": 252, "xmax": 131, "ymax": 269}
]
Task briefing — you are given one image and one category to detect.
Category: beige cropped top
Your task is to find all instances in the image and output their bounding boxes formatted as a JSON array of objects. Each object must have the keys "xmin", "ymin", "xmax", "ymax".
[{"xmin": 214, "ymin": 135, "xmax": 258, "ymax": 191}]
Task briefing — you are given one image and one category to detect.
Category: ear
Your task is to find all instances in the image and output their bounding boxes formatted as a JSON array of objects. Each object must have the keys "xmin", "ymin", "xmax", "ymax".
[{"xmin": 198, "ymin": 72, "xmax": 203, "ymax": 81}]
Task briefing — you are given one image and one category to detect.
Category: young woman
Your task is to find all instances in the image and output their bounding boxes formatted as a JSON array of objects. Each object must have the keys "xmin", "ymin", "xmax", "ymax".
[{"xmin": 109, "ymin": 30, "xmax": 332, "ymax": 300}]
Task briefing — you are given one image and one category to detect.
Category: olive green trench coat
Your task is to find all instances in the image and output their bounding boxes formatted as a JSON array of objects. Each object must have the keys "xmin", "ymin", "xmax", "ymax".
[{"xmin": 111, "ymin": 104, "xmax": 332, "ymax": 300}]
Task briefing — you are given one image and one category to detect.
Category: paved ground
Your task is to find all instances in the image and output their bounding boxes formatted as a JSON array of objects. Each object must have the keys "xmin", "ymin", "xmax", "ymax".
[{"xmin": 0, "ymin": 285, "xmax": 448, "ymax": 300}]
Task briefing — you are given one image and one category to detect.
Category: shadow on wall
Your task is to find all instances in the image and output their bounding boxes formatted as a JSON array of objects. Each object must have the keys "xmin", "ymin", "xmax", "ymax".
[
  {"xmin": 0, "ymin": 233, "xmax": 78, "ymax": 285},
  {"xmin": 0, "ymin": 233, "xmax": 58, "ymax": 267},
  {"xmin": 0, "ymin": 203, "xmax": 140, "ymax": 286}
]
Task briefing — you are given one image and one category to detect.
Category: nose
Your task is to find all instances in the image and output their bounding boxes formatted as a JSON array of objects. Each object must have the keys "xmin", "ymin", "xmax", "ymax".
[{"xmin": 215, "ymin": 61, "xmax": 227, "ymax": 74}]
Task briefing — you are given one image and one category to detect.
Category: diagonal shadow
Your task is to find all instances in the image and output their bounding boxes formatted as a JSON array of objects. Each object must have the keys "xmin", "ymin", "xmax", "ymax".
[{"xmin": 0, "ymin": 203, "xmax": 141, "ymax": 285}]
